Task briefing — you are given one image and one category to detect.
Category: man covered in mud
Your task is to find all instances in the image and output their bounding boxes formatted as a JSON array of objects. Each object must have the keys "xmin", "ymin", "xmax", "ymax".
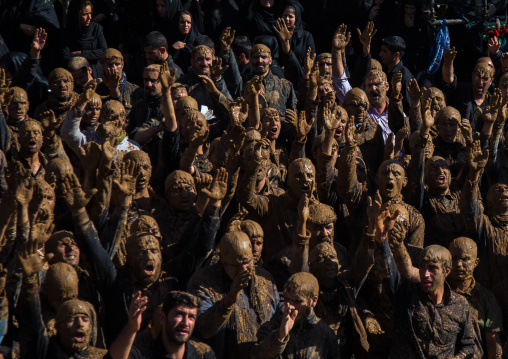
[
  {"xmin": 379, "ymin": 230, "xmax": 475, "ymax": 357},
  {"xmin": 237, "ymin": 154, "xmax": 318, "ymax": 263},
  {"xmin": 251, "ymin": 272, "xmax": 339, "ymax": 359},
  {"xmin": 3, "ymin": 86, "xmax": 32, "ymax": 154},
  {"xmin": 337, "ymin": 116, "xmax": 424, "ymax": 253},
  {"xmin": 447, "ymin": 237, "xmax": 503, "ymax": 359},
  {"xmin": 14, "ymin": 119, "xmax": 47, "ymax": 178},
  {"xmin": 187, "ymin": 231, "xmax": 279, "ymax": 359}
]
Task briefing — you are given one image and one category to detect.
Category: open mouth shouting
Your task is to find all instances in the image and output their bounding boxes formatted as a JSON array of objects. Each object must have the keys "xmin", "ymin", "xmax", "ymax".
[{"xmin": 144, "ymin": 263, "xmax": 155, "ymax": 276}]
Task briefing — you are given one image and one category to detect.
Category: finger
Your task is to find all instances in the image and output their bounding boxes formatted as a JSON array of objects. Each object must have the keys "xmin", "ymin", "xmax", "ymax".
[{"xmin": 356, "ymin": 28, "xmax": 362, "ymax": 38}]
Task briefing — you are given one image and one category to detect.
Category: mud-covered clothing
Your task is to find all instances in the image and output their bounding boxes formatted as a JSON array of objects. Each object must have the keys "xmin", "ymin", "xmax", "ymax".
[
  {"xmin": 433, "ymin": 137, "xmax": 467, "ymax": 181},
  {"xmin": 442, "ymin": 76, "xmax": 489, "ymax": 133},
  {"xmin": 337, "ymin": 143, "xmax": 425, "ymax": 254},
  {"xmin": 182, "ymin": 72, "xmax": 233, "ymax": 141},
  {"xmin": 34, "ymin": 92, "xmax": 78, "ymax": 128},
  {"xmin": 407, "ymin": 132, "xmax": 464, "ymax": 248},
  {"xmin": 460, "ymin": 177, "xmax": 508, "ymax": 290},
  {"xmin": 74, "ymin": 205, "xmax": 220, "ymax": 344},
  {"xmin": 485, "ymin": 122, "xmax": 508, "ymax": 188},
  {"xmin": 379, "ymin": 240, "xmax": 475, "ymax": 359},
  {"xmin": 96, "ymin": 78, "xmax": 145, "ymax": 116},
  {"xmin": 261, "ymin": 70, "xmax": 297, "ymax": 120},
  {"xmin": 251, "ymin": 312, "xmax": 339, "ymax": 359},
  {"xmin": 188, "ymin": 264, "xmax": 279, "ymax": 359},
  {"xmin": 17, "ymin": 279, "xmax": 108, "ymax": 359},
  {"xmin": 125, "ymin": 336, "xmax": 216, "ymax": 359},
  {"xmin": 452, "ymin": 279, "xmax": 503, "ymax": 359}
]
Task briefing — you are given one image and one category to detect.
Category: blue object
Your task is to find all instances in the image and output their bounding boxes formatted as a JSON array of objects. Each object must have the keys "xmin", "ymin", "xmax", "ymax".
[{"xmin": 425, "ymin": 20, "xmax": 450, "ymax": 76}]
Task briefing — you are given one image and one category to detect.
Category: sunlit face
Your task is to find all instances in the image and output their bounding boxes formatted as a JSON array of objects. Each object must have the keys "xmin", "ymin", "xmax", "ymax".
[
  {"xmin": 161, "ymin": 305, "xmax": 198, "ymax": 345},
  {"xmin": 82, "ymin": 104, "xmax": 101, "ymax": 126},
  {"xmin": 425, "ymin": 158, "xmax": 451, "ymax": 194},
  {"xmin": 53, "ymin": 237, "xmax": 81, "ymax": 267},
  {"xmin": 19, "ymin": 122, "xmax": 43, "ymax": 155},
  {"xmin": 223, "ymin": 256, "xmax": 253, "ymax": 281},
  {"xmin": 179, "ymin": 14, "xmax": 192, "ymax": 35},
  {"xmin": 250, "ymin": 236, "xmax": 263, "ymax": 264},
  {"xmin": 191, "ymin": 51, "xmax": 213, "ymax": 75},
  {"xmin": 376, "ymin": 162, "xmax": 406, "ymax": 200},
  {"xmin": 127, "ymin": 236, "xmax": 162, "ymax": 286},
  {"xmin": 287, "ymin": 162, "xmax": 315, "ymax": 198},
  {"xmin": 101, "ymin": 58, "xmax": 123, "ymax": 77},
  {"xmin": 471, "ymin": 71, "xmax": 493, "ymax": 97},
  {"xmin": 156, "ymin": 0, "xmax": 167, "ymax": 17},
  {"xmin": 7, "ymin": 91, "xmax": 29, "ymax": 122},
  {"xmin": 318, "ymin": 57, "xmax": 332, "ymax": 78},
  {"xmin": 419, "ymin": 261, "xmax": 449, "ymax": 294},
  {"xmin": 489, "ymin": 183, "xmax": 508, "ymax": 214},
  {"xmin": 317, "ymin": 83, "xmax": 333, "ymax": 102},
  {"xmin": 50, "ymin": 77, "xmax": 73, "ymax": 101},
  {"xmin": 364, "ymin": 75, "xmax": 388, "ymax": 107},
  {"xmin": 250, "ymin": 54, "xmax": 272, "ymax": 75},
  {"xmin": 171, "ymin": 87, "xmax": 188, "ymax": 106},
  {"xmin": 261, "ymin": 111, "xmax": 280, "ymax": 141},
  {"xmin": 283, "ymin": 7, "xmax": 296, "ymax": 29},
  {"xmin": 79, "ymin": 5, "xmax": 92, "ymax": 27}
]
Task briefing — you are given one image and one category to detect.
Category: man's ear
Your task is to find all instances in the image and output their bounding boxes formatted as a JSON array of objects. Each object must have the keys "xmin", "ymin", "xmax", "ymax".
[
  {"xmin": 160, "ymin": 47, "xmax": 167, "ymax": 55},
  {"xmin": 269, "ymin": 57, "xmax": 273, "ymax": 65},
  {"xmin": 88, "ymin": 67, "xmax": 93, "ymax": 76},
  {"xmin": 444, "ymin": 267, "xmax": 451, "ymax": 277},
  {"xmin": 239, "ymin": 53, "xmax": 246, "ymax": 62},
  {"xmin": 310, "ymin": 296, "xmax": 318, "ymax": 308},
  {"xmin": 395, "ymin": 51, "xmax": 401, "ymax": 59}
]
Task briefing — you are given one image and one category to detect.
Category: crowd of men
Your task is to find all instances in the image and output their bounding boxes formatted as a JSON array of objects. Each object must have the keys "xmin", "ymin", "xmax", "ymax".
[{"xmin": 1, "ymin": 0, "xmax": 508, "ymax": 358}]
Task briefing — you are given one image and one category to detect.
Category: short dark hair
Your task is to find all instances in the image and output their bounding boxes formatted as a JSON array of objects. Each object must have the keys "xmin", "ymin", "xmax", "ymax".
[
  {"xmin": 232, "ymin": 36, "xmax": 252, "ymax": 58},
  {"xmin": 381, "ymin": 36, "xmax": 406, "ymax": 58},
  {"xmin": 144, "ymin": 31, "xmax": 168, "ymax": 49},
  {"xmin": 194, "ymin": 35, "xmax": 215, "ymax": 50},
  {"xmin": 162, "ymin": 291, "xmax": 201, "ymax": 315}
]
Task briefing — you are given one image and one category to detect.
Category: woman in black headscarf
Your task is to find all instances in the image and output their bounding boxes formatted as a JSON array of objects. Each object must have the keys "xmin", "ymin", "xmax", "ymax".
[
  {"xmin": 170, "ymin": 10, "xmax": 202, "ymax": 71},
  {"xmin": 245, "ymin": 0, "xmax": 282, "ymax": 40},
  {"xmin": 61, "ymin": 0, "xmax": 107, "ymax": 78},
  {"xmin": 152, "ymin": 0, "xmax": 183, "ymax": 44},
  {"xmin": 201, "ymin": 0, "xmax": 242, "ymax": 44}
]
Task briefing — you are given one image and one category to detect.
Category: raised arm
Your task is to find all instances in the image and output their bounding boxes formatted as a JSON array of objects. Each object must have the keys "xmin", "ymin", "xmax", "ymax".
[
  {"xmin": 331, "ymin": 24, "xmax": 350, "ymax": 79},
  {"xmin": 407, "ymin": 79, "xmax": 424, "ymax": 132},
  {"xmin": 442, "ymin": 47, "xmax": 457, "ymax": 85},
  {"xmin": 289, "ymin": 196, "xmax": 311, "ymax": 274}
]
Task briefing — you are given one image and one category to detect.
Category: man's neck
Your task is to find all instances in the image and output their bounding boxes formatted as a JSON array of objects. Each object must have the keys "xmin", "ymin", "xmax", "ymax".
[
  {"xmin": 429, "ymin": 186, "xmax": 449, "ymax": 196},
  {"xmin": 162, "ymin": 335, "xmax": 186, "ymax": 359},
  {"xmin": 428, "ymin": 285, "xmax": 446, "ymax": 305},
  {"xmin": 239, "ymin": 59, "xmax": 249, "ymax": 71},
  {"xmin": 134, "ymin": 188, "xmax": 150, "ymax": 200},
  {"xmin": 22, "ymin": 152, "xmax": 41, "ymax": 175},
  {"xmin": 161, "ymin": 52, "xmax": 169, "ymax": 63},
  {"xmin": 270, "ymin": 139, "xmax": 276, "ymax": 153},
  {"xmin": 473, "ymin": 92, "xmax": 486, "ymax": 105},
  {"xmin": 387, "ymin": 59, "xmax": 400, "ymax": 74},
  {"xmin": 371, "ymin": 98, "xmax": 387, "ymax": 114},
  {"xmin": 450, "ymin": 277, "xmax": 473, "ymax": 293}
]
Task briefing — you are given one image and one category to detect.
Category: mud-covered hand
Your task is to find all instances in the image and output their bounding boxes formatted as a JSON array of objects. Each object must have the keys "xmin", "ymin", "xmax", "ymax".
[
  {"xmin": 40, "ymin": 109, "xmax": 59, "ymax": 134},
  {"xmin": 488, "ymin": 36, "xmax": 501, "ymax": 55},
  {"xmin": 198, "ymin": 74, "xmax": 221, "ymax": 97},
  {"xmin": 332, "ymin": 24, "xmax": 351, "ymax": 52},
  {"xmin": 374, "ymin": 202, "xmax": 400, "ymax": 244},
  {"xmin": 443, "ymin": 47, "xmax": 457, "ymax": 65},
  {"xmin": 468, "ymin": 140, "xmax": 489, "ymax": 174},
  {"xmin": 0, "ymin": 68, "xmax": 11, "ymax": 106},
  {"xmin": 30, "ymin": 198, "xmax": 54, "ymax": 246},
  {"xmin": 388, "ymin": 220, "xmax": 407, "ymax": 249},
  {"xmin": 6, "ymin": 160, "xmax": 34, "ymax": 206},
  {"xmin": 344, "ymin": 116, "xmax": 357, "ymax": 147},
  {"xmin": 18, "ymin": 235, "xmax": 45, "ymax": 278},
  {"xmin": 279, "ymin": 301, "xmax": 298, "ymax": 340},
  {"xmin": 103, "ymin": 67, "xmax": 122, "ymax": 90},
  {"xmin": 296, "ymin": 111, "xmax": 314, "ymax": 142},
  {"xmin": 209, "ymin": 58, "xmax": 229, "ymax": 82},
  {"xmin": 61, "ymin": 172, "xmax": 94, "ymax": 212},
  {"xmin": 159, "ymin": 62, "xmax": 177, "ymax": 91},
  {"xmin": 323, "ymin": 103, "xmax": 339, "ymax": 133},
  {"xmin": 357, "ymin": 21, "xmax": 377, "ymax": 54},
  {"xmin": 220, "ymin": 27, "xmax": 236, "ymax": 52},
  {"xmin": 365, "ymin": 317, "xmax": 385, "ymax": 335},
  {"xmin": 479, "ymin": 88, "xmax": 503, "ymax": 124},
  {"xmin": 408, "ymin": 79, "xmax": 424, "ymax": 103},
  {"xmin": 77, "ymin": 79, "xmax": 97, "ymax": 105},
  {"xmin": 273, "ymin": 18, "xmax": 293, "ymax": 54},
  {"xmin": 366, "ymin": 190, "xmax": 382, "ymax": 235},
  {"xmin": 113, "ymin": 159, "xmax": 138, "ymax": 197},
  {"xmin": 393, "ymin": 127, "xmax": 408, "ymax": 157},
  {"xmin": 79, "ymin": 142, "xmax": 102, "ymax": 173},
  {"xmin": 459, "ymin": 119, "xmax": 473, "ymax": 146},
  {"xmin": 303, "ymin": 47, "xmax": 316, "ymax": 77},
  {"xmin": 201, "ymin": 167, "xmax": 228, "ymax": 201},
  {"xmin": 391, "ymin": 72, "xmax": 403, "ymax": 99},
  {"xmin": 101, "ymin": 138, "xmax": 118, "ymax": 167}
]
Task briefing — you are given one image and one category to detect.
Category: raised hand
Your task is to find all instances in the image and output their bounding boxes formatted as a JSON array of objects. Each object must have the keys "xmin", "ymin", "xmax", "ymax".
[
  {"xmin": 459, "ymin": 119, "xmax": 473, "ymax": 146},
  {"xmin": 246, "ymin": 75, "xmax": 265, "ymax": 98},
  {"xmin": 101, "ymin": 138, "xmax": 118, "ymax": 167},
  {"xmin": 125, "ymin": 291, "xmax": 149, "ymax": 333},
  {"xmin": 480, "ymin": 88, "xmax": 503, "ymax": 124},
  {"xmin": 391, "ymin": 72, "xmax": 403, "ymax": 99},
  {"xmin": 243, "ymin": 138, "xmax": 271, "ymax": 169},
  {"xmin": 61, "ymin": 172, "xmax": 93, "ymax": 212},
  {"xmin": 296, "ymin": 111, "xmax": 314, "ymax": 141},
  {"xmin": 201, "ymin": 167, "xmax": 228, "ymax": 201},
  {"xmin": 198, "ymin": 75, "xmax": 221, "ymax": 97},
  {"xmin": 393, "ymin": 127, "xmax": 409, "ymax": 157},
  {"xmin": 297, "ymin": 195, "xmax": 309, "ymax": 235},
  {"xmin": 30, "ymin": 198, "xmax": 54, "ymax": 246},
  {"xmin": 332, "ymin": 24, "xmax": 351, "ymax": 52},
  {"xmin": 78, "ymin": 79, "xmax": 97, "ymax": 105},
  {"xmin": 209, "ymin": 58, "xmax": 229, "ymax": 82},
  {"xmin": 443, "ymin": 47, "xmax": 457, "ymax": 65},
  {"xmin": 344, "ymin": 116, "xmax": 357, "ymax": 147},
  {"xmin": 422, "ymin": 98, "xmax": 434, "ymax": 131},
  {"xmin": 323, "ymin": 103, "xmax": 339, "ymax": 133},
  {"xmin": 18, "ymin": 235, "xmax": 45, "ymax": 278},
  {"xmin": 468, "ymin": 140, "xmax": 489, "ymax": 173},
  {"xmin": 227, "ymin": 208, "xmax": 248, "ymax": 232},
  {"xmin": 273, "ymin": 18, "xmax": 293, "ymax": 54},
  {"xmin": 357, "ymin": 21, "xmax": 377, "ymax": 54},
  {"xmin": 388, "ymin": 220, "xmax": 407, "ymax": 249},
  {"xmin": 365, "ymin": 317, "xmax": 385, "ymax": 335},
  {"xmin": 103, "ymin": 67, "xmax": 121, "ymax": 90},
  {"xmin": 366, "ymin": 190, "xmax": 382, "ymax": 234},
  {"xmin": 303, "ymin": 47, "xmax": 316, "ymax": 77},
  {"xmin": 194, "ymin": 173, "xmax": 213, "ymax": 192},
  {"xmin": 189, "ymin": 126, "xmax": 209, "ymax": 148},
  {"xmin": 220, "ymin": 27, "xmax": 236, "ymax": 52},
  {"xmin": 31, "ymin": 28, "xmax": 47, "ymax": 53},
  {"xmin": 0, "ymin": 68, "xmax": 11, "ymax": 106},
  {"xmin": 228, "ymin": 102, "xmax": 246, "ymax": 153},
  {"xmin": 374, "ymin": 201, "xmax": 400, "ymax": 244},
  {"xmin": 79, "ymin": 142, "xmax": 102, "ymax": 173},
  {"xmin": 159, "ymin": 62, "xmax": 177, "ymax": 91},
  {"xmin": 279, "ymin": 301, "xmax": 298, "ymax": 340},
  {"xmin": 40, "ymin": 109, "xmax": 59, "ymax": 134},
  {"xmin": 7, "ymin": 160, "xmax": 34, "ymax": 206},
  {"xmin": 488, "ymin": 36, "xmax": 501, "ymax": 55},
  {"xmin": 408, "ymin": 79, "xmax": 424, "ymax": 104},
  {"xmin": 113, "ymin": 159, "xmax": 138, "ymax": 197}
]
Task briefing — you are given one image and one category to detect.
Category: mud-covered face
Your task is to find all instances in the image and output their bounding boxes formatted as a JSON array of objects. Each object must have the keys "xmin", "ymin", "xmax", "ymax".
[
  {"xmin": 419, "ymin": 261, "xmax": 448, "ymax": 294},
  {"xmin": 422, "ymin": 88, "xmax": 446, "ymax": 117},
  {"xmin": 59, "ymin": 312, "xmax": 92, "ymax": 351},
  {"xmin": 19, "ymin": 122, "xmax": 43, "ymax": 155},
  {"xmin": 7, "ymin": 88, "xmax": 29, "ymax": 122},
  {"xmin": 82, "ymin": 104, "xmax": 101, "ymax": 126},
  {"xmin": 308, "ymin": 222, "xmax": 334, "ymax": 246},
  {"xmin": 166, "ymin": 181, "xmax": 197, "ymax": 212},
  {"xmin": 333, "ymin": 108, "xmax": 348, "ymax": 141},
  {"xmin": 134, "ymin": 155, "xmax": 152, "ymax": 191},
  {"xmin": 283, "ymin": 290, "xmax": 315, "ymax": 325},
  {"xmin": 53, "ymin": 237, "xmax": 80, "ymax": 267},
  {"xmin": 250, "ymin": 52, "xmax": 272, "ymax": 75},
  {"xmin": 450, "ymin": 245, "xmax": 478, "ymax": 282},
  {"xmin": 287, "ymin": 161, "xmax": 315, "ymax": 198},
  {"xmin": 437, "ymin": 118, "xmax": 458, "ymax": 143},
  {"xmin": 364, "ymin": 75, "xmax": 388, "ymax": 107},
  {"xmin": 261, "ymin": 110, "xmax": 280, "ymax": 141},
  {"xmin": 50, "ymin": 76, "xmax": 73, "ymax": 101},
  {"xmin": 471, "ymin": 69, "xmax": 493, "ymax": 97},
  {"xmin": 101, "ymin": 58, "xmax": 123, "ymax": 77},
  {"xmin": 182, "ymin": 112, "xmax": 207, "ymax": 142},
  {"xmin": 191, "ymin": 50, "xmax": 213, "ymax": 76},
  {"xmin": 309, "ymin": 247, "xmax": 339, "ymax": 282},
  {"xmin": 127, "ymin": 235, "xmax": 162, "ymax": 286},
  {"xmin": 161, "ymin": 304, "xmax": 198, "ymax": 345},
  {"xmin": 489, "ymin": 183, "xmax": 508, "ymax": 214},
  {"xmin": 344, "ymin": 94, "xmax": 369, "ymax": 124},
  {"xmin": 376, "ymin": 162, "xmax": 406, "ymax": 200},
  {"xmin": 143, "ymin": 70, "xmax": 162, "ymax": 97},
  {"xmin": 250, "ymin": 236, "xmax": 263, "ymax": 264},
  {"xmin": 317, "ymin": 57, "xmax": 332, "ymax": 78},
  {"xmin": 425, "ymin": 157, "xmax": 451, "ymax": 194},
  {"xmin": 317, "ymin": 83, "xmax": 333, "ymax": 102}
]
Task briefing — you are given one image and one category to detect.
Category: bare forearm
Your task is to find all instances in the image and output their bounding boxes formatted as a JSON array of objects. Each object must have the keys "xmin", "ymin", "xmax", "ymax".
[
  {"xmin": 442, "ymin": 64, "xmax": 454, "ymax": 85},
  {"xmin": 133, "ymin": 126, "xmax": 161, "ymax": 146},
  {"xmin": 162, "ymin": 89, "xmax": 177, "ymax": 132},
  {"xmin": 486, "ymin": 332, "xmax": 502, "ymax": 359},
  {"xmin": 393, "ymin": 245, "xmax": 420, "ymax": 283},
  {"xmin": 108, "ymin": 326, "xmax": 136, "ymax": 359}
]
